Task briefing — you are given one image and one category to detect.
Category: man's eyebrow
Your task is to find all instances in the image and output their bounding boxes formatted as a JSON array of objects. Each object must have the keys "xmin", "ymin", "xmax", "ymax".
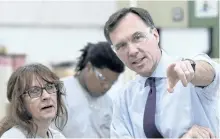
[
  {"xmin": 114, "ymin": 32, "xmax": 144, "ymax": 46},
  {"xmin": 115, "ymin": 41, "xmax": 126, "ymax": 47},
  {"xmin": 131, "ymin": 31, "xmax": 143, "ymax": 37}
]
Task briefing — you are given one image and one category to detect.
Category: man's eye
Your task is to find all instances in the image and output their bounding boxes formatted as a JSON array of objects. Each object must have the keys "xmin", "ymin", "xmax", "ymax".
[
  {"xmin": 115, "ymin": 43, "xmax": 127, "ymax": 50},
  {"xmin": 133, "ymin": 34, "xmax": 144, "ymax": 42}
]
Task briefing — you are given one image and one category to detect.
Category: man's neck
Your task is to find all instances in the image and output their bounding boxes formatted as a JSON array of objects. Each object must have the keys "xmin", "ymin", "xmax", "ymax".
[{"xmin": 141, "ymin": 50, "xmax": 162, "ymax": 77}]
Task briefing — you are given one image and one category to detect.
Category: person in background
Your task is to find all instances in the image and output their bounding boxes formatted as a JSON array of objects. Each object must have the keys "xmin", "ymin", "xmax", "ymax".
[
  {"xmin": 0, "ymin": 63, "xmax": 68, "ymax": 138},
  {"xmin": 57, "ymin": 41, "xmax": 125, "ymax": 138},
  {"xmin": 104, "ymin": 7, "xmax": 219, "ymax": 138}
]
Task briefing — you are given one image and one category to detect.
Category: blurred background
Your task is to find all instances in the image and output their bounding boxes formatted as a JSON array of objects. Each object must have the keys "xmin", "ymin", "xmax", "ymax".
[{"xmin": 0, "ymin": 0, "xmax": 219, "ymax": 120}]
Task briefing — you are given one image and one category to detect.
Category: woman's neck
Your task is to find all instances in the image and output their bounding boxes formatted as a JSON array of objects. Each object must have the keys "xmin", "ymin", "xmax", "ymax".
[{"xmin": 34, "ymin": 119, "xmax": 51, "ymax": 138}]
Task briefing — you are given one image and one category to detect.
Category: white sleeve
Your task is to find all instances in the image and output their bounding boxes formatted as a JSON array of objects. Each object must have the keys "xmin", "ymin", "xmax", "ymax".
[
  {"xmin": 193, "ymin": 53, "xmax": 220, "ymax": 100},
  {"xmin": 1, "ymin": 127, "xmax": 26, "ymax": 138},
  {"xmin": 50, "ymin": 128, "xmax": 66, "ymax": 138}
]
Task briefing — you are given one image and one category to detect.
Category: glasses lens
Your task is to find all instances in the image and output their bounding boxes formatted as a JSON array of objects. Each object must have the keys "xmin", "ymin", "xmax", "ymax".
[
  {"xmin": 28, "ymin": 87, "xmax": 42, "ymax": 98},
  {"xmin": 94, "ymin": 69, "xmax": 105, "ymax": 81},
  {"xmin": 45, "ymin": 83, "xmax": 57, "ymax": 94}
]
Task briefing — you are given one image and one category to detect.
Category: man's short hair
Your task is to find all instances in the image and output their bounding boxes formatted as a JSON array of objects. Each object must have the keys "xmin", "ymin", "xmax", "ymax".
[{"xmin": 104, "ymin": 7, "xmax": 155, "ymax": 44}]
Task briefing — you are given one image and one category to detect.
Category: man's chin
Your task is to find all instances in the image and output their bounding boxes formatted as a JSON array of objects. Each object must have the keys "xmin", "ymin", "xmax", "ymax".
[{"xmin": 136, "ymin": 69, "xmax": 152, "ymax": 77}]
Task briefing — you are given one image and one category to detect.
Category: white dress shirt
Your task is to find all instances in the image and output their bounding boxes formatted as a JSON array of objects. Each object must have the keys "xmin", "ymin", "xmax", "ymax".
[
  {"xmin": 1, "ymin": 126, "xmax": 65, "ymax": 138},
  {"xmin": 111, "ymin": 52, "xmax": 220, "ymax": 138},
  {"xmin": 60, "ymin": 76, "xmax": 113, "ymax": 138}
]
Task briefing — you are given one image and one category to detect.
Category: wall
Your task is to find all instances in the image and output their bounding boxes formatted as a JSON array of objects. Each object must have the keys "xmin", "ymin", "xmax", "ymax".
[
  {"xmin": 137, "ymin": 1, "xmax": 188, "ymax": 28},
  {"xmin": 0, "ymin": 27, "xmax": 106, "ymax": 63},
  {"xmin": 0, "ymin": 56, "xmax": 12, "ymax": 120},
  {"xmin": 0, "ymin": 1, "xmax": 117, "ymax": 63},
  {"xmin": 0, "ymin": 1, "xmax": 116, "ymax": 26},
  {"xmin": 188, "ymin": 1, "xmax": 219, "ymax": 58}
]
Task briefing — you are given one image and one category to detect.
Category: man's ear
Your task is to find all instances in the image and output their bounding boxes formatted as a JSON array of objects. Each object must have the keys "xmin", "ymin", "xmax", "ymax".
[{"xmin": 152, "ymin": 28, "xmax": 160, "ymax": 44}]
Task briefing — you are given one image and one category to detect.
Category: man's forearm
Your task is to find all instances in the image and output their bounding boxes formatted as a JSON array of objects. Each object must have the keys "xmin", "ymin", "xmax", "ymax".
[{"xmin": 191, "ymin": 60, "xmax": 215, "ymax": 87}]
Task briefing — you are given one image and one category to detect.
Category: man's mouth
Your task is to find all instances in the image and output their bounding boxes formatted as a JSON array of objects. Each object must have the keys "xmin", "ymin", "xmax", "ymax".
[{"xmin": 132, "ymin": 57, "xmax": 145, "ymax": 65}]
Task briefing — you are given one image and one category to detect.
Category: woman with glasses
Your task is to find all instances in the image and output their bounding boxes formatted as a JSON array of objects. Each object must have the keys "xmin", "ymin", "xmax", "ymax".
[
  {"xmin": 57, "ymin": 41, "xmax": 125, "ymax": 138},
  {"xmin": 0, "ymin": 63, "xmax": 68, "ymax": 138}
]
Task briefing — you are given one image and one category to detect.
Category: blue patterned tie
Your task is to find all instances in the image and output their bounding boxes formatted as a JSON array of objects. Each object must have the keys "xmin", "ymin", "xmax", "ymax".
[{"xmin": 143, "ymin": 77, "xmax": 163, "ymax": 138}]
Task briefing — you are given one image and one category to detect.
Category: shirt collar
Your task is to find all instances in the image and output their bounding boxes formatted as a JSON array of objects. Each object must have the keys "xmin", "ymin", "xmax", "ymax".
[
  {"xmin": 136, "ymin": 50, "xmax": 176, "ymax": 84},
  {"xmin": 151, "ymin": 50, "xmax": 175, "ymax": 78}
]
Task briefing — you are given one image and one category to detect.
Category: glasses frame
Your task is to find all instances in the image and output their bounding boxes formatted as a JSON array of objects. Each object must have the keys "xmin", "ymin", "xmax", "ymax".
[
  {"xmin": 23, "ymin": 83, "xmax": 57, "ymax": 98},
  {"xmin": 93, "ymin": 67, "xmax": 114, "ymax": 87},
  {"xmin": 112, "ymin": 31, "xmax": 153, "ymax": 51}
]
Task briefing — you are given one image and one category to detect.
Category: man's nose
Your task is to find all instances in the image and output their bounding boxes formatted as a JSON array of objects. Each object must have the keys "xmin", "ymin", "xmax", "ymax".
[{"xmin": 128, "ymin": 43, "xmax": 138, "ymax": 57}]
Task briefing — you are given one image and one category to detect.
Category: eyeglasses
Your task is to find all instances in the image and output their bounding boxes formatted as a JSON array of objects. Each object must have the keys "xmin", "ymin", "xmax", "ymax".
[
  {"xmin": 93, "ymin": 68, "xmax": 107, "ymax": 81},
  {"xmin": 93, "ymin": 68, "xmax": 114, "ymax": 86},
  {"xmin": 24, "ymin": 83, "xmax": 57, "ymax": 98},
  {"xmin": 112, "ymin": 31, "xmax": 151, "ymax": 51}
]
